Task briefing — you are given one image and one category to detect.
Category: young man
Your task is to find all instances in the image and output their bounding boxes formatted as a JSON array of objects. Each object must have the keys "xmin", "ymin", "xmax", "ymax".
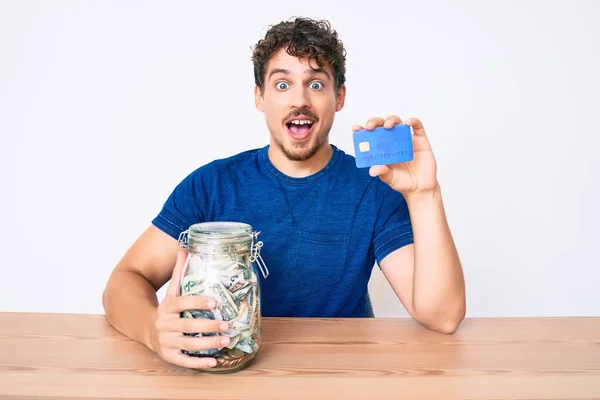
[{"xmin": 103, "ymin": 17, "xmax": 465, "ymax": 370}]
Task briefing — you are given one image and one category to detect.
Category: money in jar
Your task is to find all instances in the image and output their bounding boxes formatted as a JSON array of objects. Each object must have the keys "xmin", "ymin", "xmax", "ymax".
[{"xmin": 176, "ymin": 221, "xmax": 269, "ymax": 373}]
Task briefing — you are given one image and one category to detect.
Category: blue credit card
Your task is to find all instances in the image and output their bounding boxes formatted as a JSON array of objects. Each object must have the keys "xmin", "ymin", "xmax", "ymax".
[{"xmin": 353, "ymin": 124, "xmax": 413, "ymax": 168}]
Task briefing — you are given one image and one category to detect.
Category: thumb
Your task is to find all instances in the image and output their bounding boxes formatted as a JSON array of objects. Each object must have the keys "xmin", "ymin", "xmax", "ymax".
[
  {"xmin": 369, "ymin": 165, "xmax": 394, "ymax": 185},
  {"xmin": 166, "ymin": 249, "xmax": 189, "ymax": 297}
]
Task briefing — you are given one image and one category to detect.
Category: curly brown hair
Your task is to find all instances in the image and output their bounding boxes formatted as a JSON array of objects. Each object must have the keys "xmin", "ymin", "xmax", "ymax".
[{"xmin": 251, "ymin": 17, "xmax": 347, "ymax": 94}]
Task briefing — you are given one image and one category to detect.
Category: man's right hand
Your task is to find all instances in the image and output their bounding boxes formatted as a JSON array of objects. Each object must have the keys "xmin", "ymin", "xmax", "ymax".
[{"xmin": 151, "ymin": 249, "xmax": 231, "ymax": 369}]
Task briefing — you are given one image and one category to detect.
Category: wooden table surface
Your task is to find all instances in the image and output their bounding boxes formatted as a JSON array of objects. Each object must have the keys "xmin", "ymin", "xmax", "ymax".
[{"xmin": 1, "ymin": 313, "xmax": 599, "ymax": 399}]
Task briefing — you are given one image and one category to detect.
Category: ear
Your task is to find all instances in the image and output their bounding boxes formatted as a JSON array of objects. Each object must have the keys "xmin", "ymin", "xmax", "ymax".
[
  {"xmin": 254, "ymin": 85, "xmax": 264, "ymax": 112},
  {"xmin": 335, "ymin": 84, "xmax": 346, "ymax": 112}
]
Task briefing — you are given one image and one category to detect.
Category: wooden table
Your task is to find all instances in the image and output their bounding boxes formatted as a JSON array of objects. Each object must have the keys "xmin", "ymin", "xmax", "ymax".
[{"xmin": 1, "ymin": 313, "xmax": 599, "ymax": 399}]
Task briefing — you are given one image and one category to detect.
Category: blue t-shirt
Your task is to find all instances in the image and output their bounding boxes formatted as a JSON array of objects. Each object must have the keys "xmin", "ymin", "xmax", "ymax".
[{"xmin": 152, "ymin": 144, "xmax": 414, "ymax": 318}]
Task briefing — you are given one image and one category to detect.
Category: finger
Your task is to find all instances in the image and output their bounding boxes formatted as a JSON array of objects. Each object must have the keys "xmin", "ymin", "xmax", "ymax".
[
  {"xmin": 365, "ymin": 117, "xmax": 385, "ymax": 130},
  {"xmin": 166, "ymin": 249, "xmax": 189, "ymax": 297},
  {"xmin": 160, "ymin": 317, "xmax": 229, "ymax": 335},
  {"xmin": 165, "ymin": 350, "xmax": 218, "ymax": 369},
  {"xmin": 369, "ymin": 165, "xmax": 394, "ymax": 186},
  {"xmin": 369, "ymin": 165, "xmax": 390, "ymax": 177},
  {"xmin": 173, "ymin": 333, "xmax": 231, "ymax": 352},
  {"xmin": 167, "ymin": 295, "xmax": 217, "ymax": 314},
  {"xmin": 352, "ymin": 124, "xmax": 364, "ymax": 132},
  {"xmin": 383, "ymin": 114, "xmax": 403, "ymax": 129},
  {"xmin": 404, "ymin": 117, "xmax": 426, "ymax": 136}
]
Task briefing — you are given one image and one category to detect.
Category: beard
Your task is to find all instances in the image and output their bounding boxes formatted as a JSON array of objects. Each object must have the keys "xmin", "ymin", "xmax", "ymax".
[{"xmin": 272, "ymin": 129, "xmax": 329, "ymax": 162}]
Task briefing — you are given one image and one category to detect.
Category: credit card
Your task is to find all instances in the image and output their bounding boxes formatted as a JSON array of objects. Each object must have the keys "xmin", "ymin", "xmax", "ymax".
[{"xmin": 353, "ymin": 124, "xmax": 413, "ymax": 168}]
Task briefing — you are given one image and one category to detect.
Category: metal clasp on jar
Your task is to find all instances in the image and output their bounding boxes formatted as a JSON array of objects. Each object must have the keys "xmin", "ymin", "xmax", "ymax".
[
  {"xmin": 250, "ymin": 231, "xmax": 269, "ymax": 279},
  {"xmin": 177, "ymin": 230, "xmax": 189, "ymax": 248}
]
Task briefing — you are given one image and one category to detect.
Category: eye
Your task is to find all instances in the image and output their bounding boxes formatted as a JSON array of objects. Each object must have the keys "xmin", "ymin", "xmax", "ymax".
[
  {"xmin": 276, "ymin": 81, "xmax": 289, "ymax": 90},
  {"xmin": 309, "ymin": 81, "xmax": 323, "ymax": 90}
]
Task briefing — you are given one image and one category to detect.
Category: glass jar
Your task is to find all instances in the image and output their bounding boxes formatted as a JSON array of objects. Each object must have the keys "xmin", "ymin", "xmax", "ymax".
[{"xmin": 176, "ymin": 221, "xmax": 269, "ymax": 373}]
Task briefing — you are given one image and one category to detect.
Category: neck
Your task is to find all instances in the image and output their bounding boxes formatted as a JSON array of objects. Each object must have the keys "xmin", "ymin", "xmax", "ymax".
[{"xmin": 267, "ymin": 142, "xmax": 333, "ymax": 178}]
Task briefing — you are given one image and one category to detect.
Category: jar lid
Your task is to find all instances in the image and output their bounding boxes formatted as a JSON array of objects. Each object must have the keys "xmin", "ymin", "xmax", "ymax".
[{"xmin": 187, "ymin": 221, "xmax": 253, "ymax": 243}]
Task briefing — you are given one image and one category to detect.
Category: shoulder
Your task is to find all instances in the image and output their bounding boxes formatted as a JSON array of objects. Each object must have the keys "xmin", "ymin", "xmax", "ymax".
[
  {"xmin": 333, "ymin": 145, "xmax": 409, "ymax": 210},
  {"xmin": 212, "ymin": 148, "xmax": 261, "ymax": 169},
  {"xmin": 332, "ymin": 145, "xmax": 372, "ymax": 182},
  {"xmin": 185, "ymin": 147, "xmax": 262, "ymax": 180},
  {"xmin": 332, "ymin": 145, "xmax": 395, "ymax": 193}
]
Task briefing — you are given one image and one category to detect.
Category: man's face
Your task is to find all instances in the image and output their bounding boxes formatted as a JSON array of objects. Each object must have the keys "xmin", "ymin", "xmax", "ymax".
[{"xmin": 255, "ymin": 48, "xmax": 345, "ymax": 162}]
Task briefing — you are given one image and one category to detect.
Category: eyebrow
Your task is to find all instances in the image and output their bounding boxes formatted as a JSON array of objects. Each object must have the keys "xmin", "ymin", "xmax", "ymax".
[{"xmin": 268, "ymin": 68, "xmax": 331, "ymax": 81}]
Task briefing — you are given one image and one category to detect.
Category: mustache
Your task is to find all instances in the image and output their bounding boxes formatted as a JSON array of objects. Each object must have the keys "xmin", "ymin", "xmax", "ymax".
[{"xmin": 285, "ymin": 109, "xmax": 318, "ymax": 122}]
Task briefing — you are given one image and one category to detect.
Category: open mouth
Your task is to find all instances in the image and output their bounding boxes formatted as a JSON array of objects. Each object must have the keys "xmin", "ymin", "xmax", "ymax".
[{"xmin": 285, "ymin": 119, "xmax": 314, "ymax": 141}]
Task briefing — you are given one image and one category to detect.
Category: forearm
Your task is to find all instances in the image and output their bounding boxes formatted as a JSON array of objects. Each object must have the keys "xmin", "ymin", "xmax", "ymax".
[
  {"xmin": 102, "ymin": 268, "xmax": 160, "ymax": 351},
  {"xmin": 406, "ymin": 185, "xmax": 465, "ymax": 332}
]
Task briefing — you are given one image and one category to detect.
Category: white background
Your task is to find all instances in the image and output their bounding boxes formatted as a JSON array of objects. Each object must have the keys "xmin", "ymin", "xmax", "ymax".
[{"xmin": 1, "ymin": 1, "xmax": 598, "ymax": 317}]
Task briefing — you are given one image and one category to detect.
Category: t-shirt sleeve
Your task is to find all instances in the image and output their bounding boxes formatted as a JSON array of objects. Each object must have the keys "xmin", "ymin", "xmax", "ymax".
[
  {"xmin": 151, "ymin": 163, "xmax": 213, "ymax": 240},
  {"xmin": 372, "ymin": 186, "xmax": 414, "ymax": 265}
]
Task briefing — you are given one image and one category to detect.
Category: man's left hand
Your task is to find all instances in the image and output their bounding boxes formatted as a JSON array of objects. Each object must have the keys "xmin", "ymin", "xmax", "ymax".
[{"xmin": 352, "ymin": 115, "xmax": 439, "ymax": 197}]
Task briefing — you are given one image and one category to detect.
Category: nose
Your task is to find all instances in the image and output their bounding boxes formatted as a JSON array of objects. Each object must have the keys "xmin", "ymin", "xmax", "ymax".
[{"xmin": 289, "ymin": 85, "xmax": 310, "ymax": 110}]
